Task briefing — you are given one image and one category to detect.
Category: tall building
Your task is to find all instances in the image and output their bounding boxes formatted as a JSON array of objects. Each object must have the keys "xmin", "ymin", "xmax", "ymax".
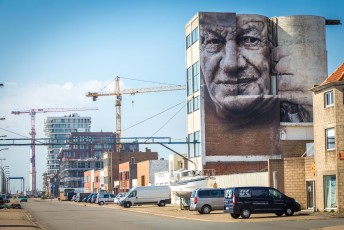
[
  {"xmin": 59, "ymin": 132, "xmax": 116, "ymax": 192},
  {"xmin": 44, "ymin": 113, "xmax": 91, "ymax": 195},
  {"xmin": 185, "ymin": 13, "xmax": 328, "ymax": 174}
]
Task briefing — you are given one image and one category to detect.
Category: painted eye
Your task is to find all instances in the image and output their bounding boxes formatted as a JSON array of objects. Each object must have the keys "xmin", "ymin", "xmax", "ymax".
[
  {"xmin": 207, "ymin": 38, "xmax": 223, "ymax": 45},
  {"xmin": 238, "ymin": 36, "xmax": 261, "ymax": 49}
]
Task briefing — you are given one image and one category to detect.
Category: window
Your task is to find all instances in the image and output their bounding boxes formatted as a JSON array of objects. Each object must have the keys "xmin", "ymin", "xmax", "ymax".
[
  {"xmin": 326, "ymin": 128, "xmax": 335, "ymax": 150},
  {"xmin": 324, "ymin": 175, "xmax": 337, "ymax": 209},
  {"xmin": 268, "ymin": 188, "xmax": 282, "ymax": 198},
  {"xmin": 325, "ymin": 91, "xmax": 334, "ymax": 107},
  {"xmin": 194, "ymin": 131, "xmax": 200, "ymax": 157},
  {"xmin": 187, "ymin": 67, "xmax": 193, "ymax": 96},
  {"xmin": 187, "ymin": 99, "xmax": 193, "ymax": 114},
  {"xmin": 193, "ymin": 96, "xmax": 200, "ymax": 111},
  {"xmin": 186, "ymin": 34, "xmax": 191, "ymax": 49},
  {"xmin": 198, "ymin": 190, "xmax": 211, "ymax": 198},
  {"xmin": 192, "ymin": 61, "xmax": 200, "ymax": 92},
  {"xmin": 252, "ymin": 188, "xmax": 268, "ymax": 198},
  {"xmin": 191, "ymin": 27, "xmax": 198, "ymax": 44},
  {"xmin": 188, "ymin": 133, "xmax": 194, "ymax": 158}
]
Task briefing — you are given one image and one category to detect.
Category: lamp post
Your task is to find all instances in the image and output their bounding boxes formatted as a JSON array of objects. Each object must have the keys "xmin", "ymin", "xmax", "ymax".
[
  {"xmin": 3, "ymin": 168, "xmax": 9, "ymax": 194},
  {"xmin": 1, "ymin": 165, "xmax": 9, "ymax": 194}
]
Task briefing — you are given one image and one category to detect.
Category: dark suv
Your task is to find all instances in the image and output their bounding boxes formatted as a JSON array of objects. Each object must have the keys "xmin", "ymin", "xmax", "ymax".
[{"xmin": 224, "ymin": 186, "xmax": 301, "ymax": 219}]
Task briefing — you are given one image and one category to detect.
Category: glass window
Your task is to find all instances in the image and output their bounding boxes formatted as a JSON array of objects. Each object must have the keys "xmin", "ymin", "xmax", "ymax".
[
  {"xmin": 252, "ymin": 188, "xmax": 268, "ymax": 198},
  {"xmin": 325, "ymin": 91, "xmax": 334, "ymax": 107},
  {"xmin": 187, "ymin": 99, "xmax": 193, "ymax": 114},
  {"xmin": 187, "ymin": 67, "xmax": 193, "ymax": 96},
  {"xmin": 186, "ymin": 34, "xmax": 191, "ymax": 49},
  {"xmin": 225, "ymin": 189, "xmax": 233, "ymax": 199},
  {"xmin": 326, "ymin": 128, "xmax": 335, "ymax": 150},
  {"xmin": 198, "ymin": 190, "xmax": 211, "ymax": 198},
  {"xmin": 268, "ymin": 188, "xmax": 282, "ymax": 198},
  {"xmin": 192, "ymin": 61, "xmax": 200, "ymax": 92},
  {"xmin": 191, "ymin": 27, "xmax": 198, "ymax": 44},
  {"xmin": 193, "ymin": 96, "xmax": 200, "ymax": 111},
  {"xmin": 188, "ymin": 133, "xmax": 194, "ymax": 158},
  {"xmin": 194, "ymin": 131, "xmax": 200, "ymax": 157},
  {"xmin": 324, "ymin": 175, "xmax": 337, "ymax": 209},
  {"xmin": 211, "ymin": 189, "xmax": 224, "ymax": 197}
]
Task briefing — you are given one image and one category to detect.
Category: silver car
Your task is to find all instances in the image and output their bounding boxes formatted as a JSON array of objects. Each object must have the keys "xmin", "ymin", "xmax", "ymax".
[{"xmin": 189, "ymin": 188, "xmax": 225, "ymax": 214}]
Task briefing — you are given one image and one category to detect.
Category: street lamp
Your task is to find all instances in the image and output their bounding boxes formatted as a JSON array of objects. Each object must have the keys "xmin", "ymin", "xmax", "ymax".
[
  {"xmin": 0, "ymin": 148, "xmax": 9, "ymax": 151},
  {"xmin": 1, "ymin": 165, "xmax": 9, "ymax": 194}
]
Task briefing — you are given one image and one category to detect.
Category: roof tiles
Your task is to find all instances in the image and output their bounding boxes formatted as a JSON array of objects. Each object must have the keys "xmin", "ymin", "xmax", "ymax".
[{"xmin": 321, "ymin": 63, "xmax": 344, "ymax": 85}]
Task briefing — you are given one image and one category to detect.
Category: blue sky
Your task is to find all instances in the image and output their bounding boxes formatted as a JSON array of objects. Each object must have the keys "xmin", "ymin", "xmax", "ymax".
[{"xmin": 0, "ymin": 0, "xmax": 343, "ymax": 193}]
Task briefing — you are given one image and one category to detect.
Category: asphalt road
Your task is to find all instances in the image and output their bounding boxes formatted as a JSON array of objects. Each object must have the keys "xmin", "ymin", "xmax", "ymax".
[{"xmin": 21, "ymin": 199, "xmax": 344, "ymax": 230}]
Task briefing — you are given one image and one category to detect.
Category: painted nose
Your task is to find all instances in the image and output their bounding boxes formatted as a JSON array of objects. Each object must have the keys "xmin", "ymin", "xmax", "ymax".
[{"xmin": 219, "ymin": 40, "xmax": 237, "ymax": 74}]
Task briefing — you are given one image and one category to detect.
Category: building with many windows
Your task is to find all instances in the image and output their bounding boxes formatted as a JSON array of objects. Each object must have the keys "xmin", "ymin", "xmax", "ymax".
[
  {"xmin": 185, "ymin": 12, "xmax": 329, "ymax": 175},
  {"xmin": 59, "ymin": 132, "xmax": 116, "ymax": 192},
  {"xmin": 44, "ymin": 113, "xmax": 91, "ymax": 196}
]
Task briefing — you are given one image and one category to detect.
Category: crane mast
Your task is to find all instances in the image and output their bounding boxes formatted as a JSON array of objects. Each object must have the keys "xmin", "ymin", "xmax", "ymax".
[
  {"xmin": 11, "ymin": 107, "xmax": 98, "ymax": 195},
  {"xmin": 86, "ymin": 76, "xmax": 186, "ymax": 152}
]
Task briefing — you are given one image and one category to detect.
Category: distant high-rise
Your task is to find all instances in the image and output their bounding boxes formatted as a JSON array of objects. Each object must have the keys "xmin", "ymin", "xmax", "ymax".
[{"xmin": 44, "ymin": 113, "xmax": 91, "ymax": 176}]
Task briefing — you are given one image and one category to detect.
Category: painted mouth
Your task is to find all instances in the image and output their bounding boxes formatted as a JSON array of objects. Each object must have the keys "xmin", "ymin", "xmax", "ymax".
[{"xmin": 216, "ymin": 76, "xmax": 258, "ymax": 86}]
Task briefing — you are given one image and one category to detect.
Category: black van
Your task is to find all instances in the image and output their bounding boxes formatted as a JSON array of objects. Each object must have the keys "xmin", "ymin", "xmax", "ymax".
[{"xmin": 224, "ymin": 186, "xmax": 301, "ymax": 219}]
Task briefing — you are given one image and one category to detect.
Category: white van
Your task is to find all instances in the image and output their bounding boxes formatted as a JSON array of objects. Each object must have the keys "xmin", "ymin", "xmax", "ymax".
[{"xmin": 119, "ymin": 186, "xmax": 171, "ymax": 208}]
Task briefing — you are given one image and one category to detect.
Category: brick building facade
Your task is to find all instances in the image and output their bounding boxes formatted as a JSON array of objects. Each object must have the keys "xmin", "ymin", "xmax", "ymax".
[
  {"xmin": 103, "ymin": 148, "xmax": 158, "ymax": 193},
  {"xmin": 269, "ymin": 63, "xmax": 344, "ymax": 212}
]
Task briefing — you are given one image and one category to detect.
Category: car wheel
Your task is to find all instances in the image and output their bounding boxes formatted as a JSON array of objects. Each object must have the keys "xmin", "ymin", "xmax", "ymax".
[
  {"xmin": 99, "ymin": 201, "xmax": 104, "ymax": 205},
  {"xmin": 158, "ymin": 200, "xmax": 166, "ymax": 207},
  {"xmin": 285, "ymin": 207, "xmax": 294, "ymax": 216},
  {"xmin": 240, "ymin": 208, "xmax": 251, "ymax": 219},
  {"xmin": 201, "ymin": 205, "xmax": 211, "ymax": 214},
  {"xmin": 230, "ymin": 214, "xmax": 240, "ymax": 219},
  {"xmin": 124, "ymin": 202, "xmax": 132, "ymax": 208},
  {"xmin": 275, "ymin": 212, "xmax": 284, "ymax": 216}
]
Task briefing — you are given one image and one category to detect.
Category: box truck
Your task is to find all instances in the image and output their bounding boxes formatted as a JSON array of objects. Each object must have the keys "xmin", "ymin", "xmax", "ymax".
[{"xmin": 119, "ymin": 186, "xmax": 171, "ymax": 208}]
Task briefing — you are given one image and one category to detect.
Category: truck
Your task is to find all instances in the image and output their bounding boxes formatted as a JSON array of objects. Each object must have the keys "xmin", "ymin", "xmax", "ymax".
[{"xmin": 119, "ymin": 186, "xmax": 171, "ymax": 208}]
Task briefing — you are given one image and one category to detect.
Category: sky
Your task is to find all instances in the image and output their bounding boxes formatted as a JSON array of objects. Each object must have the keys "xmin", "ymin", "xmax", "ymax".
[{"xmin": 0, "ymin": 0, "xmax": 343, "ymax": 193}]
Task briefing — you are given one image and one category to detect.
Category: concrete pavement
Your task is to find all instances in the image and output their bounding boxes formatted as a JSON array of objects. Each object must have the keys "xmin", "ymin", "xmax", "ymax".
[{"xmin": 1, "ymin": 199, "xmax": 344, "ymax": 230}]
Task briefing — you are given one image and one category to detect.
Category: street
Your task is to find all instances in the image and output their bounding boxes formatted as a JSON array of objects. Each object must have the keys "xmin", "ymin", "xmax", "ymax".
[{"xmin": 18, "ymin": 199, "xmax": 344, "ymax": 230}]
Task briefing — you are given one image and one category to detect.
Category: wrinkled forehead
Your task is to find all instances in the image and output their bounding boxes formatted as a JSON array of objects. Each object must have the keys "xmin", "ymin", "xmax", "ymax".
[
  {"xmin": 237, "ymin": 14, "xmax": 268, "ymax": 36},
  {"xmin": 199, "ymin": 13, "xmax": 268, "ymax": 37}
]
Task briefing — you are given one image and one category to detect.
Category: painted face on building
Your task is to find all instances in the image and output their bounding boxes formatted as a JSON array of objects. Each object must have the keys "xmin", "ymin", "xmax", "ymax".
[{"xmin": 200, "ymin": 13, "xmax": 271, "ymax": 119}]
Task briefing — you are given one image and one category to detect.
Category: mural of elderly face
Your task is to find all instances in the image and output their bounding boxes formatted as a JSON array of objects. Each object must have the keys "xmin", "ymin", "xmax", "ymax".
[{"xmin": 200, "ymin": 13, "xmax": 272, "ymax": 120}]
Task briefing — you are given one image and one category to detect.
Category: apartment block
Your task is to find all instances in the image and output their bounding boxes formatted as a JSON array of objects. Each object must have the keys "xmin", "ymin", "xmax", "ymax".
[{"xmin": 103, "ymin": 148, "xmax": 158, "ymax": 193}]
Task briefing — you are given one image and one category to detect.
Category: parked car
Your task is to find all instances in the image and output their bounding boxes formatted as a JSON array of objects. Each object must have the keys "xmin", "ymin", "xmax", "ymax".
[
  {"xmin": 75, "ymin": 193, "xmax": 91, "ymax": 202},
  {"xmin": 189, "ymin": 188, "xmax": 225, "ymax": 214},
  {"xmin": 85, "ymin": 193, "xmax": 96, "ymax": 203},
  {"xmin": 0, "ymin": 196, "xmax": 4, "ymax": 205},
  {"xmin": 113, "ymin": 193, "xmax": 125, "ymax": 204},
  {"xmin": 96, "ymin": 193, "xmax": 116, "ymax": 205},
  {"xmin": 20, "ymin": 196, "xmax": 28, "ymax": 202},
  {"xmin": 90, "ymin": 193, "xmax": 97, "ymax": 203},
  {"xmin": 224, "ymin": 186, "xmax": 301, "ymax": 219},
  {"xmin": 119, "ymin": 186, "xmax": 171, "ymax": 208}
]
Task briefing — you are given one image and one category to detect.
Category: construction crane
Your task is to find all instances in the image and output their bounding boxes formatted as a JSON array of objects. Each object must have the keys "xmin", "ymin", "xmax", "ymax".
[
  {"xmin": 11, "ymin": 107, "xmax": 98, "ymax": 194},
  {"xmin": 86, "ymin": 76, "xmax": 186, "ymax": 152}
]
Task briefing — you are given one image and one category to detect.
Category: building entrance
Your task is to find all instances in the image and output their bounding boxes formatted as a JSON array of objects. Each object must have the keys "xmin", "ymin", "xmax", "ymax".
[{"xmin": 306, "ymin": 180, "xmax": 315, "ymax": 210}]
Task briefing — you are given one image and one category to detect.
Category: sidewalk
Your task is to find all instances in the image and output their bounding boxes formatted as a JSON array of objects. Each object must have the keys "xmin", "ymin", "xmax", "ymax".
[{"xmin": 0, "ymin": 208, "xmax": 40, "ymax": 230}]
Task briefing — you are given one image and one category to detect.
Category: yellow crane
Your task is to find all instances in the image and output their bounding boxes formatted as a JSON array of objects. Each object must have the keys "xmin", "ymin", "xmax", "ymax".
[{"xmin": 86, "ymin": 76, "xmax": 186, "ymax": 152}]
